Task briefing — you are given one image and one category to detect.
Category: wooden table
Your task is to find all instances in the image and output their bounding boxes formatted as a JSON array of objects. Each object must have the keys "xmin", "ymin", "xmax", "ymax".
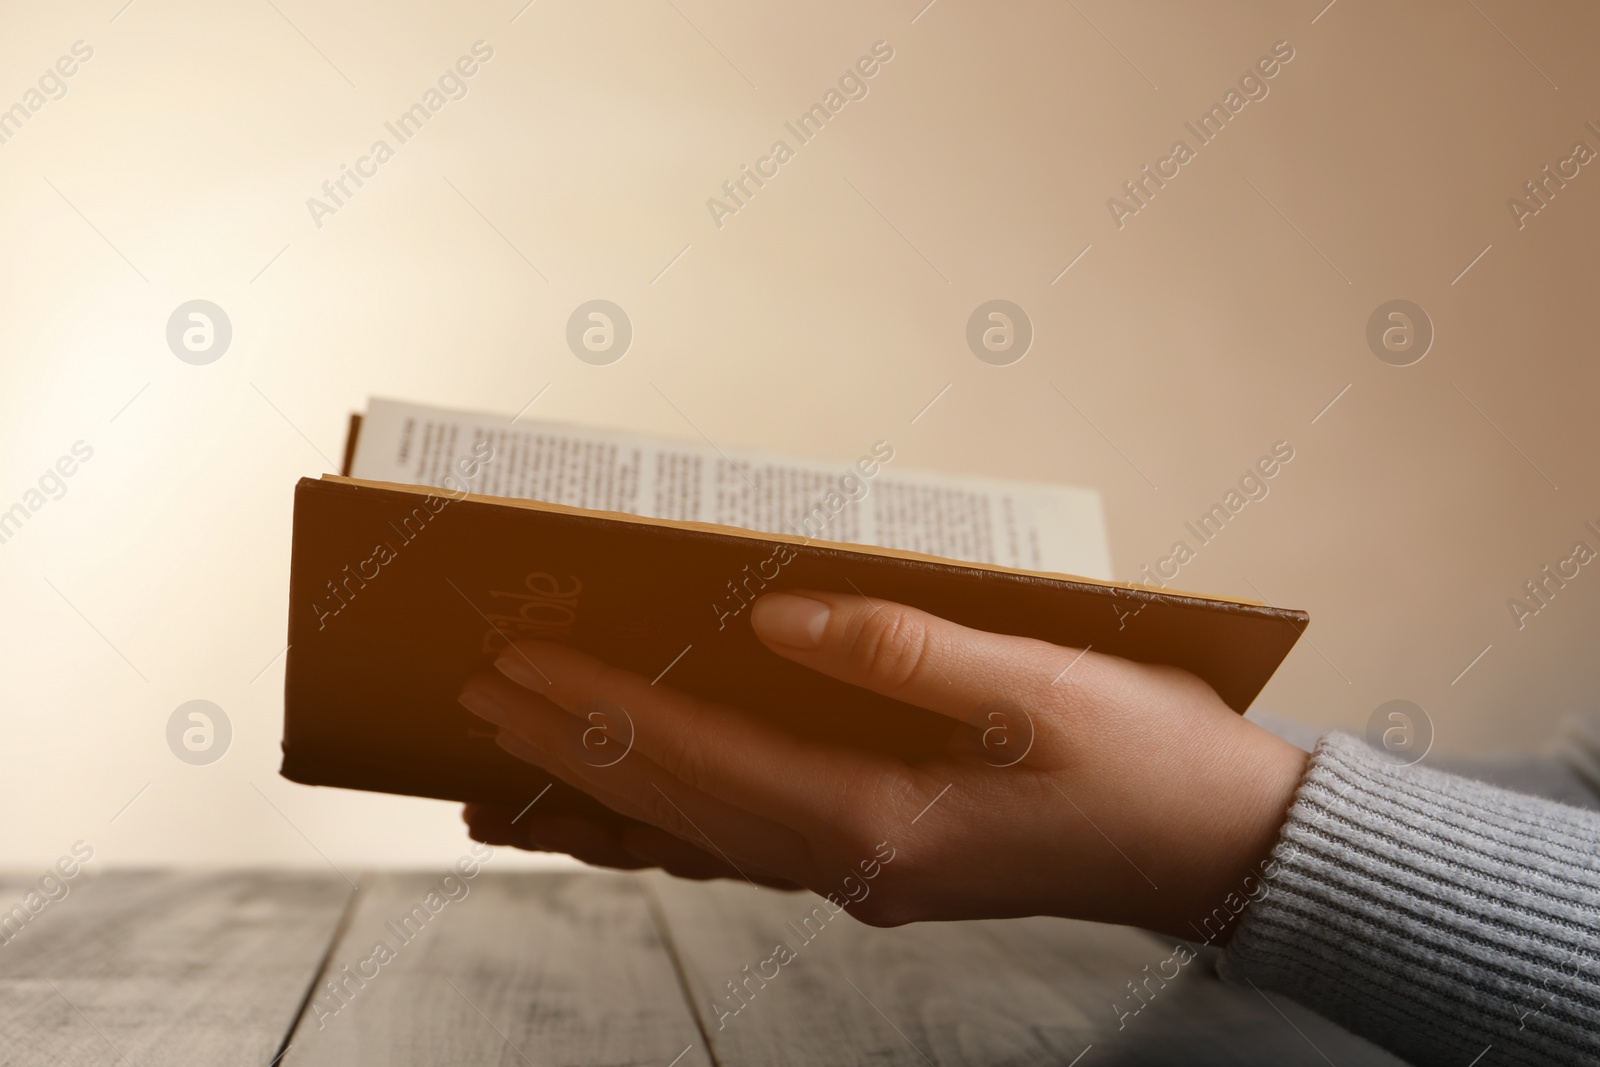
[{"xmin": 0, "ymin": 870, "xmax": 1407, "ymax": 1066}]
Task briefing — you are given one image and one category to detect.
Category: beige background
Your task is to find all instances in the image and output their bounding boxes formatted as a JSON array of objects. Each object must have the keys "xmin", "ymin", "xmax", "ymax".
[{"xmin": 1, "ymin": 0, "xmax": 1596, "ymax": 868}]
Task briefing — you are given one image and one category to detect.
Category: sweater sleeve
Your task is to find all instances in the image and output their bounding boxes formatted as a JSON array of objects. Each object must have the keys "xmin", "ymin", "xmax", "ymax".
[{"xmin": 1217, "ymin": 732, "xmax": 1600, "ymax": 1067}]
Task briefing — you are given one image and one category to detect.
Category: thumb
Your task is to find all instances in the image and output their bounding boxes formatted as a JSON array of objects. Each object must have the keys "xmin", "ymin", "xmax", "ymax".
[{"xmin": 749, "ymin": 589, "xmax": 1074, "ymax": 721}]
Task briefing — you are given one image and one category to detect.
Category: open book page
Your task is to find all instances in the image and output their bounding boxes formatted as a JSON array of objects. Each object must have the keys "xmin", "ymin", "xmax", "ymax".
[{"xmin": 350, "ymin": 397, "xmax": 1112, "ymax": 579}]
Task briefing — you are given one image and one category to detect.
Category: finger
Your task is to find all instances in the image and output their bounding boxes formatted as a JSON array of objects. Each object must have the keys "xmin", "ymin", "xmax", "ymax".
[
  {"xmin": 462, "ymin": 805, "xmax": 796, "ymax": 887},
  {"xmin": 465, "ymin": 807, "xmax": 655, "ymax": 869},
  {"xmin": 748, "ymin": 590, "xmax": 1091, "ymax": 722},
  {"xmin": 493, "ymin": 717, "xmax": 810, "ymax": 885},
  {"xmin": 460, "ymin": 673, "xmax": 815, "ymax": 882},
  {"xmin": 490, "ymin": 641, "xmax": 880, "ymax": 832},
  {"xmin": 617, "ymin": 824, "xmax": 802, "ymax": 889},
  {"xmin": 462, "ymin": 803, "xmax": 522, "ymax": 847}
]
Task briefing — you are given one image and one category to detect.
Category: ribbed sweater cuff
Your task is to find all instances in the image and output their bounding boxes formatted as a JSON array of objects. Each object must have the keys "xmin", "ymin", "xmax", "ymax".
[{"xmin": 1218, "ymin": 732, "xmax": 1600, "ymax": 1067}]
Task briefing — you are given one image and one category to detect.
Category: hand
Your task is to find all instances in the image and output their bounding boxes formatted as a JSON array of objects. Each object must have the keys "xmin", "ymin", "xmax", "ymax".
[{"xmin": 457, "ymin": 590, "xmax": 1309, "ymax": 937}]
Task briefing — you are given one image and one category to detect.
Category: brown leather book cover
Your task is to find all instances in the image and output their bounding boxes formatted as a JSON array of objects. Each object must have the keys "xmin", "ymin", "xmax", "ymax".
[{"xmin": 279, "ymin": 470, "xmax": 1309, "ymax": 812}]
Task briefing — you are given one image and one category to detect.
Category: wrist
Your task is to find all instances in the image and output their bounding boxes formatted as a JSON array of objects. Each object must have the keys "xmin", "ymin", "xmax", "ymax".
[{"xmin": 1150, "ymin": 723, "xmax": 1309, "ymax": 942}]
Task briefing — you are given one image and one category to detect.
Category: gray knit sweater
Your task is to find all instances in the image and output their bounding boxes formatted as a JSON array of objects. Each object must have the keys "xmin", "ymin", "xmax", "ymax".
[{"xmin": 1220, "ymin": 724, "xmax": 1600, "ymax": 1066}]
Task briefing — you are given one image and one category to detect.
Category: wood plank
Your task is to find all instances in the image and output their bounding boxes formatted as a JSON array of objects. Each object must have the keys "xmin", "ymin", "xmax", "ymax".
[
  {"xmin": 281, "ymin": 870, "xmax": 714, "ymax": 1067},
  {"xmin": 0, "ymin": 870, "xmax": 354, "ymax": 1067},
  {"xmin": 648, "ymin": 874, "xmax": 1410, "ymax": 1067}
]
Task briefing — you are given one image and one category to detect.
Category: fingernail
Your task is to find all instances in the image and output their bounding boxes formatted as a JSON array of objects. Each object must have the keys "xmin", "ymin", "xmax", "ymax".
[
  {"xmin": 458, "ymin": 688, "xmax": 508, "ymax": 727},
  {"xmin": 495, "ymin": 729, "xmax": 545, "ymax": 766},
  {"xmin": 751, "ymin": 593, "xmax": 830, "ymax": 648},
  {"xmin": 495, "ymin": 648, "xmax": 550, "ymax": 690}
]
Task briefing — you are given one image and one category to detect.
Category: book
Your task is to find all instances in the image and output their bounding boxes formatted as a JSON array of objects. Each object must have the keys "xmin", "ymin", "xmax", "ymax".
[{"xmin": 280, "ymin": 399, "xmax": 1307, "ymax": 814}]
